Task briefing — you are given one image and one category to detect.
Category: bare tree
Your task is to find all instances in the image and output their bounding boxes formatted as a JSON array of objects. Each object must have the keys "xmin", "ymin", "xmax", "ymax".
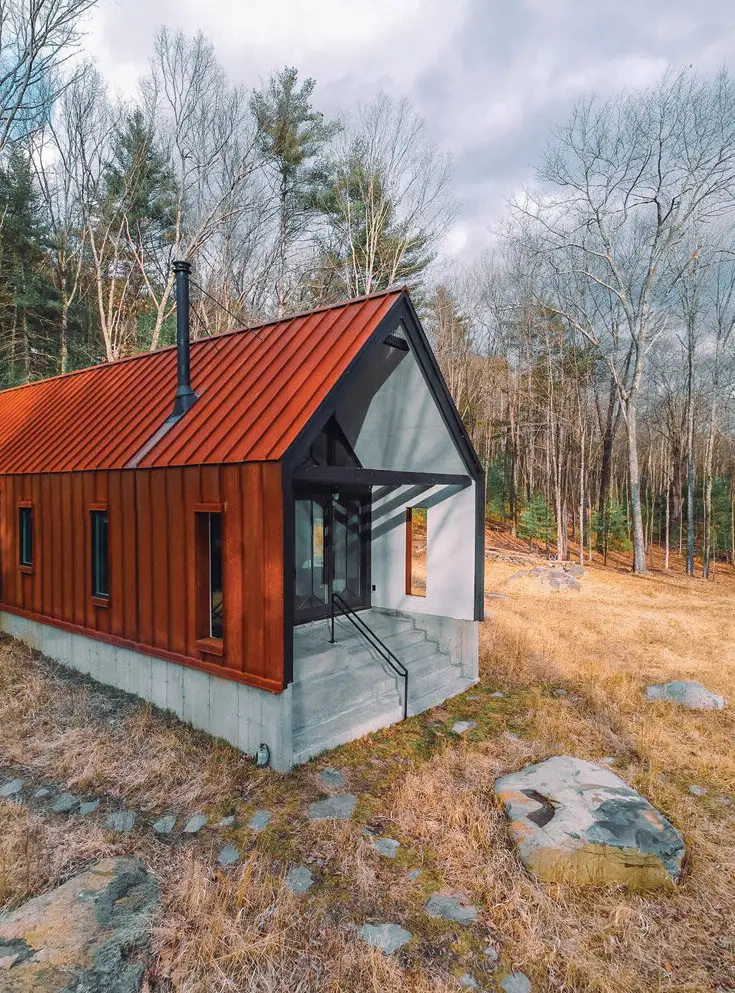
[
  {"xmin": 0, "ymin": 0, "xmax": 97, "ymax": 154},
  {"xmin": 515, "ymin": 68, "xmax": 735, "ymax": 573},
  {"xmin": 134, "ymin": 29, "xmax": 264, "ymax": 349}
]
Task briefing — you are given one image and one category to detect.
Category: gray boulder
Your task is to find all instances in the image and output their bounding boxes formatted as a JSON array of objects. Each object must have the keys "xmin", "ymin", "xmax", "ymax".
[
  {"xmin": 645, "ymin": 680, "xmax": 726, "ymax": 710},
  {"xmin": 494, "ymin": 755, "xmax": 685, "ymax": 889},
  {"xmin": 0, "ymin": 857, "xmax": 159, "ymax": 992}
]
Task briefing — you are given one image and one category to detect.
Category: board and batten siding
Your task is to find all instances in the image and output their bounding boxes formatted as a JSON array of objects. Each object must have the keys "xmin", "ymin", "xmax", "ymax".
[{"xmin": 0, "ymin": 463, "xmax": 284, "ymax": 692}]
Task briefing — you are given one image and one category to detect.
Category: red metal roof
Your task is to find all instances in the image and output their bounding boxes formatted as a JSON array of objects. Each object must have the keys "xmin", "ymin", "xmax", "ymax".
[{"xmin": 0, "ymin": 290, "xmax": 404, "ymax": 474}]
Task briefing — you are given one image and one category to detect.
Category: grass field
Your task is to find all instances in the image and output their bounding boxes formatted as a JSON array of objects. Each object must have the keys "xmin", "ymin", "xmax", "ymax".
[{"xmin": 0, "ymin": 533, "xmax": 733, "ymax": 992}]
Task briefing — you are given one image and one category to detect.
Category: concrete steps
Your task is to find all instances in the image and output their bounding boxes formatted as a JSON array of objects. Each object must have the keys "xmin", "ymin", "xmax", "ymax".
[{"xmin": 291, "ymin": 609, "xmax": 472, "ymax": 763}]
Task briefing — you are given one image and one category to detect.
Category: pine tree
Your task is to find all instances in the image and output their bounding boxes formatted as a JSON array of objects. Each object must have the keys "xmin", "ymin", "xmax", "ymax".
[
  {"xmin": 590, "ymin": 500, "xmax": 631, "ymax": 565},
  {"xmin": 250, "ymin": 68, "xmax": 339, "ymax": 315},
  {"xmin": 518, "ymin": 493, "xmax": 556, "ymax": 553},
  {"xmin": 308, "ymin": 146, "xmax": 433, "ymax": 300},
  {"xmin": 0, "ymin": 147, "xmax": 58, "ymax": 386}
]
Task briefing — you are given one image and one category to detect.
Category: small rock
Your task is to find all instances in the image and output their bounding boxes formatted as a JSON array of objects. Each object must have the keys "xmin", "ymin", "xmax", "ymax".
[
  {"xmin": 372, "ymin": 837, "xmax": 400, "ymax": 858},
  {"xmin": 183, "ymin": 813, "xmax": 207, "ymax": 834},
  {"xmin": 249, "ymin": 810, "xmax": 272, "ymax": 832},
  {"xmin": 218, "ymin": 815, "xmax": 236, "ymax": 828},
  {"xmin": 459, "ymin": 974, "xmax": 480, "ymax": 989},
  {"xmin": 0, "ymin": 779, "xmax": 23, "ymax": 798},
  {"xmin": 503, "ymin": 732, "xmax": 521, "ymax": 741},
  {"xmin": 645, "ymin": 680, "xmax": 726, "ymax": 710},
  {"xmin": 218, "ymin": 845, "xmax": 239, "ymax": 867},
  {"xmin": 284, "ymin": 865, "xmax": 314, "ymax": 894},
  {"xmin": 358, "ymin": 922, "xmax": 412, "ymax": 954},
  {"xmin": 51, "ymin": 793, "xmax": 78, "ymax": 813},
  {"xmin": 33, "ymin": 787, "xmax": 51, "ymax": 799},
  {"xmin": 501, "ymin": 972, "xmax": 532, "ymax": 993},
  {"xmin": 105, "ymin": 811, "xmax": 136, "ymax": 833},
  {"xmin": 153, "ymin": 814, "xmax": 177, "ymax": 835},
  {"xmin": 320, "ymin": 767, "xmax": 345, "ymax": 788},
  {"xmin": 467, "ymin": 695, "xmax": 481, "ymax": 701},
  {"xmin": 715, "ymin": 796, "xmax": 733, "ymax": 807},
  {"xmin": 424, "ymin": 893, "xmax": 478, "ymax": 924},
  {"xmin": 688, "ymin": 785, "xmax": 708, "ymax": 797},
  {"xmin": 408, "ymin": 869, "xmax": 421, "ymax": 882},
  {"xmin": 307, "ymin": 794, "xmax": 356, "ymax": 821},
  {"xmin": 600, "ymin": 757, "xmax": 616, "ymax": 765},
  {"xmin": 78, "ymin": 800, "xmax": 101, "ymax": 815},
  {"xmin": 495, "ymin": 755, "xmax": 685, "ymax": 888},
  {"xmin": 490, "ymin": 691, "xmax": 506, "ymax": 699},
  {"xmin": 552, "ymin": 689, "xmax": 567, "ymax": 697},
  {"xmin": 452, "ymin": 721, "xmax": 477, "ymax": 735},
  {"xmin": 486, "ymin": 593, "xmax": 508, "ymax": 599},
  {"xmin": 484, "ymin": 943, "xmax": 500, "ymax": 965}
]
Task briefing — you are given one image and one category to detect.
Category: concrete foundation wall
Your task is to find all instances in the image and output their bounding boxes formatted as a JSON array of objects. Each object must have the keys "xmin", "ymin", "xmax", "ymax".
[{"xmin": 0, "ymin": 611, "xmax": 294, "ymax": 771}]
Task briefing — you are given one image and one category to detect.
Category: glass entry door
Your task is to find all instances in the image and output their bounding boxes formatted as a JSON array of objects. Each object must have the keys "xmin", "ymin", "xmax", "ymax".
[{"xmin": 294, "ymin": 490, "xmax": 370, "ymax": 623}]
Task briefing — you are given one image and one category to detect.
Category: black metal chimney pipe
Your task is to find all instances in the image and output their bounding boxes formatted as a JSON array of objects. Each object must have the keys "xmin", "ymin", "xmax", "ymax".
[{"xmin": 171, "ymin": 260, "xmax": 198, "ymax": 419}]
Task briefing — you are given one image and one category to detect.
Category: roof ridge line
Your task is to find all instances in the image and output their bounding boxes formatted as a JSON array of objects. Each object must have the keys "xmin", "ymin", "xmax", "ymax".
[{"xmin": 0, "ymin": 287, "xmax": 408, "ymax": 398}]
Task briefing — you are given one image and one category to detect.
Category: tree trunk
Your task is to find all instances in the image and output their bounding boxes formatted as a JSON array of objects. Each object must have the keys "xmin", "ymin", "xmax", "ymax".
[
  {"xmin": 625, "ymin": 400, "xmax": 647, "ymax": 574},
  {"xmin": 665, "ymin": 470, "xmax": 670, "ymax": 571},
  {"xmin": 686, "ymin": 323, "xmax": 695, "ymax": 577}
]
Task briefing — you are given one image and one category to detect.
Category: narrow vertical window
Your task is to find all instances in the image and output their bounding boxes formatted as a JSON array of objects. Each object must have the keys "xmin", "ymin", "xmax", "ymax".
[
  {"xmin": 91, "ymin": 509, "xmax": 109, "ymax": 600},
  {"xmin": 405, "ymin": 506, "xmax": 427, "ymax": 597},
  {"xmin": 208, "ymin": 512, "xmax": 223, "ymax": 639},
  {"xmin": 18, "ymin": 505, "xmax": 33, "ymax": 569},
  {"xmin": 195, "ymin": 508, "xmax": 224, "ymax": 652}
]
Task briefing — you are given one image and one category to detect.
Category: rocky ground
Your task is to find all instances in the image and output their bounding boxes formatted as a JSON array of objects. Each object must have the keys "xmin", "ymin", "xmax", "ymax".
[{"xmin": 1, "ymin": 548, "xmax": 734, "ymax": 992}]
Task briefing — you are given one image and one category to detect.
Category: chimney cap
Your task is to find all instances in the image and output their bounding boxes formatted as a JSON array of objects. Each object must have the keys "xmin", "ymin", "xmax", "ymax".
[{"xmin": 172, "ymin": 259, "xmax": 191, "ymax": 274}]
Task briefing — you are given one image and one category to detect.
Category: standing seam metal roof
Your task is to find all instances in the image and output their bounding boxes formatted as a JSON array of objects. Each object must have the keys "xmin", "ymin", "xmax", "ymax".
[{"xmin": 0, "ymin": 290, "xmax": 403, "ymax": 474}]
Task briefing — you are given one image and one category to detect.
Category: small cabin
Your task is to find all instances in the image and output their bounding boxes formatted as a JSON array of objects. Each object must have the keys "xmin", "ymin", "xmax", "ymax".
[{"xmin": 0, "ymin": 274, "xmax": 484, "ymax": 770}]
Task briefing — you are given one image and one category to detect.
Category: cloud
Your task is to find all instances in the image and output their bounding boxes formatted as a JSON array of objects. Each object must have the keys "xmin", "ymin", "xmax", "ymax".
[{"xmin": 81, "ymin": 0, "xmax": 735, "ymax": 263}]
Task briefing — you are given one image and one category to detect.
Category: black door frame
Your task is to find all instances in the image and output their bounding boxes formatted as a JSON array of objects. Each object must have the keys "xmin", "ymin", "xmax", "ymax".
[{"xmin": 293, "ymin": 486, "xmax": 371, "ymax": 625}]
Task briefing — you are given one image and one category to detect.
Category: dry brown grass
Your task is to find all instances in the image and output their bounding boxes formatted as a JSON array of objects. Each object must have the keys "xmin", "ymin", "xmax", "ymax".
[
  {"xmin": 0, "ymin": 636, "xmax": 261, "ymax": 811},
  {"xmin": 0, "ymin": 799, "xmax": 117, "ymax": 908},
  {"xmin": 1, "ymin": 559, "xmax": 734, "ymax": 991}
]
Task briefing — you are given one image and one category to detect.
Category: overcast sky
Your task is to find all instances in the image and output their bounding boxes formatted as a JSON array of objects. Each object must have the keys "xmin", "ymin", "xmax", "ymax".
[{"xmin": 83, "ymin": 0, "xmax": 735, "ymax": 262}]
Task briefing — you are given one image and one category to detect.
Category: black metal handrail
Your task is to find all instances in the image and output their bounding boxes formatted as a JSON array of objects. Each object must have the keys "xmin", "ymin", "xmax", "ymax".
[{"xmin": 329, "ymin": 592, "xmax": 408, "ymax": 720}]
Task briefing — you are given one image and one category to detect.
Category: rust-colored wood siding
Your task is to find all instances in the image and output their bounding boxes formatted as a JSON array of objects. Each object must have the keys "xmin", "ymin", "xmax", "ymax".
[{"xmin": 0, "ymin": 464, "xmax": 285, "ymax": 692}]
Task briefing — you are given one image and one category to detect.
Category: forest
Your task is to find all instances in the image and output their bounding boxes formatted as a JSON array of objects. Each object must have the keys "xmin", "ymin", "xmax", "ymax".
[{"xmin": 3, "ymin": 0, "xmax": 735, "ymax": 577}]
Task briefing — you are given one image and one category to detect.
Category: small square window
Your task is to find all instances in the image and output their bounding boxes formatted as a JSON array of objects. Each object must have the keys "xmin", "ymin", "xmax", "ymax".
[
  {"xmin": 91, "ymin": 509, "xmax": 109, "ymax": 599},
  {"xmin": 18, "ymin": 506, "xmax": 33, "ymax": 568}
]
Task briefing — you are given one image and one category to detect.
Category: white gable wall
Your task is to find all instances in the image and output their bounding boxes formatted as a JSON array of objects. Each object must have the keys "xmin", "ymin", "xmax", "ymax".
[{"xmin": 334, "ymin": 327, "xmax": 477, "ymax": 622}]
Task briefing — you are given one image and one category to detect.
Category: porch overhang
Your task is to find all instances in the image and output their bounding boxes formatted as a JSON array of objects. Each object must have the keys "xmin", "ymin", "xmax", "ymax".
[{"xmin": 291, "ymin": 466, "xmax": 471, "ymax": 489}]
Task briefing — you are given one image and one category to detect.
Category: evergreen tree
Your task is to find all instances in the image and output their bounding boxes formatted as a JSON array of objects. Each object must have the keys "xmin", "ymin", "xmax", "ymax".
[
  {"xmin": 0, "ymin": 146, "xmax": 58, "ymax": 386},
  {"xmin": 250, "ymin": 68, "xmax": 339, "ymax": 315},
  {"xmin": 308, "ymin": 144, "xmax": 433, "ymax": 300},
  {"xmin": 518, "ymin": 493, "xmax": 556, "ymax": 552},
  {"xmin": 590, "ymin": 500, "xmax": 631, "ymax": 565},
  {"xmin": 104, "ymin": 108, "xmax": 176, "ymax": 236}
]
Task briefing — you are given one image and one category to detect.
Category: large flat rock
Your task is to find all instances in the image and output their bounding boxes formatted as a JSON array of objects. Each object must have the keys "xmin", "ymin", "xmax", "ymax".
[
  {"xmin": 494, "ymin": 756, "xmax": 685, "ymax": 889},
  {"xmin": 645, "ymin": 680, "xmax": 726, "ymax": 710},
  {"xmin": 0, "ymin": 857, "xmax": 159, "ymax": 992}
]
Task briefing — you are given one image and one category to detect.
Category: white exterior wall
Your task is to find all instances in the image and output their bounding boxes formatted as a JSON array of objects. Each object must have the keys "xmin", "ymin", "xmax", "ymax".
[
  {"xmin": 370, "ymin": 482, "xmax": 475, "ymax": 620},
  {"xmin": 0, "ymin": 611, "xmax": 294, "ymax": 771},
  {"xmin": 336, "ymin": 324, "xmax": 478, "ymax": 622}
]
